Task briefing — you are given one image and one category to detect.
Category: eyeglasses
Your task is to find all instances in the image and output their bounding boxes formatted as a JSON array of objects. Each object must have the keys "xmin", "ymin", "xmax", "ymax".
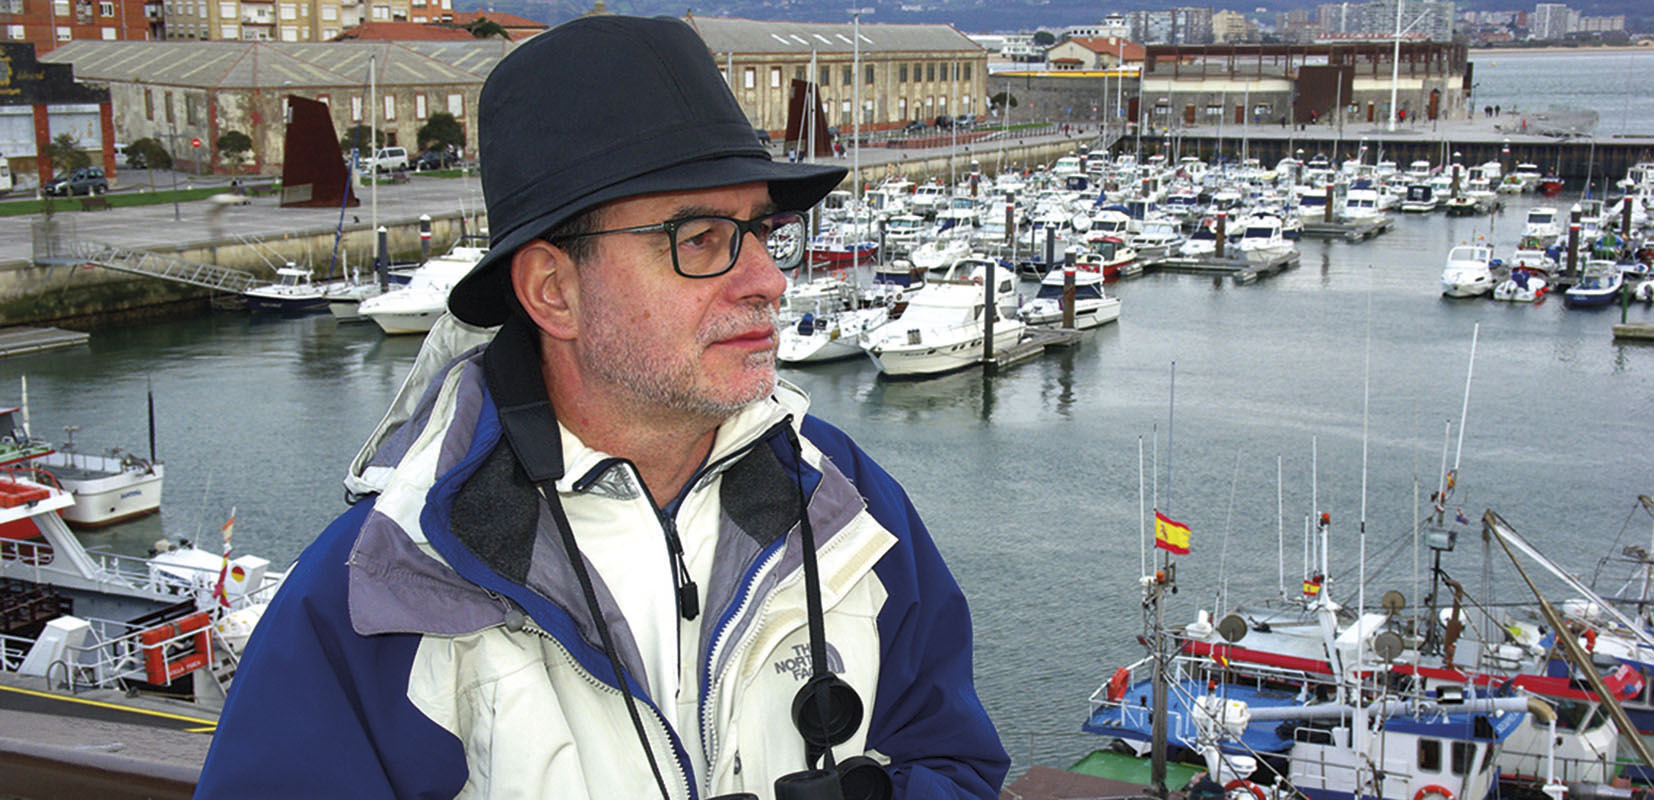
[{"xmin": 547, "ymin": 210, "xmax": 807, "ymax": 278}]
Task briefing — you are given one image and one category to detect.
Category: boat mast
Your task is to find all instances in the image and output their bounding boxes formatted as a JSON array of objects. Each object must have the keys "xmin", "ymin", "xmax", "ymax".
[{"xmin": 1150, "ymin": 363, "xmax": 1176, "ymax": 799}]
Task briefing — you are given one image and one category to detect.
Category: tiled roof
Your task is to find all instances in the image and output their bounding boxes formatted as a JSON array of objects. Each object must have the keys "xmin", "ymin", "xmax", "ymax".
[
  {"xmin": 336, "ymin": 22, "xmax": 477, "ymax": 42},
  {"xmin": 1065, "ymin": 37, "xmax": 1147, "ymax": 61},
  {"xmin": 686, "ymin": 15, "xmax": 983, "ymax": 56},
  {"xmin": 42, "ymin": 40, "xmax": 509, "ymax": 88},
  {"xmin": 447, "ymin": 10, "xmax": 547, "ymax": 30}
]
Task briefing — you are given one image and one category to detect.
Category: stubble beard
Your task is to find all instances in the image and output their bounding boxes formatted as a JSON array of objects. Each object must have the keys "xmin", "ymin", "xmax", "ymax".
[{"xmin": 580, "ymin": 301, "xmax": 781, "ymax": 422}]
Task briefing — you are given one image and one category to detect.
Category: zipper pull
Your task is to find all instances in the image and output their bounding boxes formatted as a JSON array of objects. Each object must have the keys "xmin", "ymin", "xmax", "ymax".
[{"xmin": 679, "ymin": 581, "xmax": 700, "ymax": 621}]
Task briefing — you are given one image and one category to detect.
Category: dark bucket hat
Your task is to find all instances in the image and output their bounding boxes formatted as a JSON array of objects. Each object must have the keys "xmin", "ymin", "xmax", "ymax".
[{"xmin": 449, "ymin": 15, "xmax": 848, "ymax": 327}]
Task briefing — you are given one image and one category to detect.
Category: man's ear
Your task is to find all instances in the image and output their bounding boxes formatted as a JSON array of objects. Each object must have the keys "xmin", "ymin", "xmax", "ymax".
[{"xmin": 510, "ymin": 240, "xmax": 578, "ymax": 340}]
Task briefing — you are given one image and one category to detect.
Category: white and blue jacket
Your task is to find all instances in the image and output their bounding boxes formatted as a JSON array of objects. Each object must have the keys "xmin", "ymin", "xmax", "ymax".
[{"xmin": 197, "ymin": 317, "xmax": 1008, "ymax": 799}]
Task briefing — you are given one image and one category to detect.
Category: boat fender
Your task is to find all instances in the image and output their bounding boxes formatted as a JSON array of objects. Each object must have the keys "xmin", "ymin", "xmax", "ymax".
[
  {"xmin": 1584, "ymin": 628, "xmax": 1597, "ymax": 652},
  {"xmin": 1414, "ymin": 784, "xmax": 1456, "ymax": 800},
  {"xmin": 1224, "ymin": 778, "xmax": 1266, "ymax": 800},
  {"xmin": 1526, "ymin": 697, "xmax": 1556, "ymax": 725},
  {"xmin": 1106, "ymin": 667, "xmax": 1130, "ymax": 701}
]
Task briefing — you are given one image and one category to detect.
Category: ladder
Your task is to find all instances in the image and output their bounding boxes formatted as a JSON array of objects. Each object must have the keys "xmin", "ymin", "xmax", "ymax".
[{"xmin": 62, "ymin": 240, "xmax": 259, "ymax": 294}]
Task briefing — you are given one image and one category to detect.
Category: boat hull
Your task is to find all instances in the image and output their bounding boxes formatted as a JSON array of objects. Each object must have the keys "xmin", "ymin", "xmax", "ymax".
[{"xmin": 33, "ymin": 453, "xmax": 164, "ymax": 528}]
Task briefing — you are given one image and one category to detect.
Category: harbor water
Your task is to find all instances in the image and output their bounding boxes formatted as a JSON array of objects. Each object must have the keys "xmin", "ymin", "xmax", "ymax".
[
  {"xmin": 1469, "ymin": 48, "xmax": 1654, "ymax": 139},
  {"xmin": 8, "ymin": 194, "xmax": 1652, "ymax": 779}
]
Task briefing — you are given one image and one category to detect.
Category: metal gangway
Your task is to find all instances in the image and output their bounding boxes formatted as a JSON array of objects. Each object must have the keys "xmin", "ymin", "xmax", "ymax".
[{"xmin": 32, "ymin": 222, "xmax": 258, "ymax": 294}]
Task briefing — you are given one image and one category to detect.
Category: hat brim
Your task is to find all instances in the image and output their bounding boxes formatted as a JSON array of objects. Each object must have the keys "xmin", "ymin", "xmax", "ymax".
[{"xmin": 449, "ymin": 155, "xmax": 847, "ymax": 327}]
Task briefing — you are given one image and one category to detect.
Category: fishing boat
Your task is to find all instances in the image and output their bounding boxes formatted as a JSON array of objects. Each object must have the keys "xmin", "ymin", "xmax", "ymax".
[
  {"xmin": 0, "ymin": 476, "xmax": 282, "ymax": 705},
  {"xmin": 1440, "ymin": 245, "xmax": 1495, "ymax": 298},
  {"xmin": 1, "ymin": 395, "xmax": 163, "ymax": 531},
  {"xmin": 1018, "ymin": 266, "xmax": 1121, "ymax": 329},
  {"xmin": 1563, "ymin": 261, "xmax": 1624, "ymax": 308},
  {"xmin": 804, "ymin": 232, "xmax": 878, "ymax": 267},
  {"xmin": 242, "ymin": 264, "xmax": 332, "ymax": 314}
]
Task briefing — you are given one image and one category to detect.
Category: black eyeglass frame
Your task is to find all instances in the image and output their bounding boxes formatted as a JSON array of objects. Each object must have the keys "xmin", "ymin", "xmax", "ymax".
[{"xmin": 542, "ymin": 210, "xmax": 806, "ymax": 278}]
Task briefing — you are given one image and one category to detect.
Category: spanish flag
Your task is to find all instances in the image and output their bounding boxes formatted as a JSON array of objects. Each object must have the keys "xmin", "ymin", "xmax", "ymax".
[
  {"xmin": 1303, "ymin": 575, "xmax": 1323, "ymax": 596},
  {"xmin": 1154, "ymin": 510, "xmax": 1191, "ymax": 555}
]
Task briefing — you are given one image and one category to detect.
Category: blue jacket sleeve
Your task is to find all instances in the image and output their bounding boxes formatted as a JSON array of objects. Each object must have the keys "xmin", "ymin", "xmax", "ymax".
[
  {"xmin": 801, "ymin": 417, "xmax": 1010, "ymax": 799},
  {"xmin": 196, "ymin": 502, "xmax": 467, "ymax": 799}
]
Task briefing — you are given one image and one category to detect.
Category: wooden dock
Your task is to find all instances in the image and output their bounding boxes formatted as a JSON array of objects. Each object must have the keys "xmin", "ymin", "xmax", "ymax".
[
  {"xmin": 0, "ymin": 327, "xmax": 90, "ymax": 358},
  {"xmin": 990, "ymin": 327, "xmax": 1085, "ymax": 369},
  {"xmin": 1301, "ymin": 216, "xmax": 1393, "ymax": 242},
  {"xmin": 1152, "ymin": 251, "xmax": 1300, "ymax": 284},
  {"xmin": 1613, "ymin": 322, "xmax": 1654, "ymax": 342}
]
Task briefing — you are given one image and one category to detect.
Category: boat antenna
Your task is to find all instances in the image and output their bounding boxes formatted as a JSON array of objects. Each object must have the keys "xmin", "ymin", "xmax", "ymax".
[
  {"xmin": 1166, "ymin": 361, "xmax": 1175, "ymax": 510},
  {"xmin": 19, "ymin": 375, "xmax": 28, "ymax": 440},
  {"xmin": 1354, "ymin": 277, "xmax": 1372, "ymax": 755},
  {"xmin": 1277, "ymin": 454, "xmax": 1285, "ymax": 598},
  {"xmin": 1218, "ymin": 447, "xmax": 1241, "ymax": 614},
  {"xmin": 1450, "ymin": 323, "xmax": 1479, "ymax": 488},
  {"xmin": 1139, "ymin": 435, "xmax": 1147, "ymax": 577},
  {"xmin": 147, "ymin": 375, "xmax": 157, "ymax": 465}
]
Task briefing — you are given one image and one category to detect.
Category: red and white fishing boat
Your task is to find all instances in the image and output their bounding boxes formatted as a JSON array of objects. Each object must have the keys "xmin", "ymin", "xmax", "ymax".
[{"xmin": 804, "ymin": 232, "xmax": 878, "ymax": 267}]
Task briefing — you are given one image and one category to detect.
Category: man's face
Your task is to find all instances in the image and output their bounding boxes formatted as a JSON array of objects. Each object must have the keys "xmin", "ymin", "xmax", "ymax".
[{"xmin": 571, "ymin": 182, "xmax": 788, "ymax": 422}]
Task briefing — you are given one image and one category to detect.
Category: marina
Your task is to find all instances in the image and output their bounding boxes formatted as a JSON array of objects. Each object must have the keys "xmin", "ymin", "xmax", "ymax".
[{"xmin": 0, "ymin": 45, "xmax": 1652, "ymax": 798}]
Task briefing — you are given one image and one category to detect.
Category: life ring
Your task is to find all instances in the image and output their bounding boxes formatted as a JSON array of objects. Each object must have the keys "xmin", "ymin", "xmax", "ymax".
[
  {"xmin": 832, "ymin": 268, "xmax": 847, "ymax": 281},
  {"xmin": 1413, "ymin": 784, "xmax": 1455, "ymax": 800},
  {"xmin": 1224, "ymin": 778, "xmax": 1266, "ymax": 800},
  {"xmin": 1106, "ymin": 667, "xmax": 1130, "ymax": 701}
]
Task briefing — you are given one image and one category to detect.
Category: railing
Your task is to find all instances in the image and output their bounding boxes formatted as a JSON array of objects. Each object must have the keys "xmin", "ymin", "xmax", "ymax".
[
  {"xmin": 50, "ymin": 240, "xmax": 258, "ymax": 294},
  {"xmin": 1, "ymin": 537, "xmax": 281, "ymax": 610}
]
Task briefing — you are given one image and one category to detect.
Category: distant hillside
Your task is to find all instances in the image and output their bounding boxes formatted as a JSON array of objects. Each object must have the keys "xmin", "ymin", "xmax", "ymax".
[{"xmin": 458, "ymin": 0, "xmax": 1648, "ymax": 35}]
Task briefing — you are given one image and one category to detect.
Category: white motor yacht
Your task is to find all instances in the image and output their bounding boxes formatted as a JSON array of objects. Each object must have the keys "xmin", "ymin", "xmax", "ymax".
[
  {"xmin": 1523, "ymin": 206, "xmax": 1562, "ymax": 240},
  {"xmin": 1018, "ymin": 266, "xmax": 1121, "ymax": 329},
  {"xmin": 1401, "ymin": 183, "xmax": 1439, "ymax": 213},
  {"xmin": 777, "ymin": 306, "xmax": 891, "ymax": 364},
  {"xmin": 1440, "ymin": 244, "xmax": 1495, "ymax": 298},
  {"xmin": 1236, "ymin": 215, "xmax": 1297, "ymax": 262},
  {"xmin": 863, "ymin": 259, "xmax": 1023, "ymax": 378},
  {"xmin": 359, "ymin": 241, "xmax": 489, "ymax": 335}
]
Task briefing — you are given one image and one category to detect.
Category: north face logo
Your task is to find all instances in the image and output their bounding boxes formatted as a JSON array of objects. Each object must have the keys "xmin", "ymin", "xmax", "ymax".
[{"xmin": 772, "ymin": 643, "xmax": 844, "ymax": 681}]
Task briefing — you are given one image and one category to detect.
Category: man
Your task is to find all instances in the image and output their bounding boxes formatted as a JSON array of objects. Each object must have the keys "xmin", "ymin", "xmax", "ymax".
[{"xmin": 197, "ymin": 14, "xmax": 1007, "ymax": 800}]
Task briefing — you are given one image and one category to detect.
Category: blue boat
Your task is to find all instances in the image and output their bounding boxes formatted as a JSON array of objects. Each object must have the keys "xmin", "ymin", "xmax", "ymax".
[{"xmin": 1563, "ymin": 261, "xmax": 1625, "ymax": 308}]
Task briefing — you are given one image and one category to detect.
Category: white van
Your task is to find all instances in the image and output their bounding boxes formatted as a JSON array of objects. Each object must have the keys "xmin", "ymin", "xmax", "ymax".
[{"xmin": 367, "ymin": 146, "xmax": 409, "ymax": 173}]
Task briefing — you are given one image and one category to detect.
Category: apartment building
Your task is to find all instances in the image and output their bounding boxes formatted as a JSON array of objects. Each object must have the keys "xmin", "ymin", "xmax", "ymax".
[
  {"xmin": 159, "ymin": 0, "xmax": 444, "ymax": 42},
  {"xmin": 0, "ymin": 0, "xmax": 157, "ymax": 54}
]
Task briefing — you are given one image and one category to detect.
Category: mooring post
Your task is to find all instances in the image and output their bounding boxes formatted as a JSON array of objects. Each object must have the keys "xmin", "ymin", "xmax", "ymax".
[
  {"xmin": 1567, "ymin": 204, "xmax": 1582, "ymax": 279},
  {"xmin": 1215, "ymin": 211, "xmax": 1228, "ymax": 260},
  {"xmin": 1062, "ymin": 259, "xmax": 1077, "ymax": 330}
]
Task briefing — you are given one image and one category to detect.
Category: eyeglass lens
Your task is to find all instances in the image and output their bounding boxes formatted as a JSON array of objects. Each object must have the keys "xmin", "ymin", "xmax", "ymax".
[{"xmin": 673, "ymin": 213, "xmax": 805, "ymax": 275}]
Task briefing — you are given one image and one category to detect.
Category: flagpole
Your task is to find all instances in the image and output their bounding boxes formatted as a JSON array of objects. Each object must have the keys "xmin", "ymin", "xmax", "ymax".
[{"xmin": 1138, "ymin": 435, "xmax": 1146, "ymax": 578}]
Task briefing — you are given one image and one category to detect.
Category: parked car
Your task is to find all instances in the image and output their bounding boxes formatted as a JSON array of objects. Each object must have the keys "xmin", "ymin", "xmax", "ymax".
[
  {"xmin": 902, "ymin": 120, "xmax": 929, "ymax": 135},
  {"xmin": 954, "ymin": 114, "xmax": 977, "ymax": 128},
  {"xmin": 364, "ymin": 146, "xmax": 409, "ymax": 173},
  {"xmin": 45, "ymin": 166, "xmax": 108, "ymax": 196},
  {"xmin": 933, "ymin": 115, "xmax": 953, "ymax": 129},
  {"xmin": 414, "ymin": 148, "xmax": 459, "ymax": 171}
]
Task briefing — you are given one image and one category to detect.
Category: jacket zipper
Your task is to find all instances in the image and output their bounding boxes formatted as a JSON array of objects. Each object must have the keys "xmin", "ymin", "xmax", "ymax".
[
  {"xmin": 698, "ymin": 541, "xmax": 787, "ymax": 778},
  {"xmin": 519, "ymin": 618, "xmax": 695, "ymax": 800}
]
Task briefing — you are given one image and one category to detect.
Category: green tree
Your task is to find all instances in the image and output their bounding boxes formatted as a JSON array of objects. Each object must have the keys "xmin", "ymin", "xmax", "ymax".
[
  {"xmin": 1032, "ymin": 30, "xmax": 1056, "ymax": 47},
  {"xmin": 416, "ymin": 111, "xmax": 464, "ymax": 154},
  {"xmin": 46, "ymin": 133, "xmax": 91, "ymax": 175},
  {"xmin": 989, "ymin": 91, "xmax": 1018, "ymax": 112},
  {"xmin": 216, "ymin": 130, "xmax": 254, "ymax": 167},
  {"xmin": 339, "ymin": 124, "xmax": 386, "ymax": 155},
  {"xmin": 464, "ymin": 18, "xmax": 509, "ymax": 39},
  {"xmin": 125, "ymin": 138, "xmax": 173, "ymax": 170}
]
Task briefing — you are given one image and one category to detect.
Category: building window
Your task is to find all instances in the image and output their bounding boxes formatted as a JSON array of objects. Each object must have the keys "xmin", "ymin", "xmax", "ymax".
[
  {"xmin": 220, "ymin": 22, "xmax": 237, "ymax": 37},
  {"xmin": 769, "ymin": 67, "xmax": 780, "ymax": 88},
  {"xmin": 742, "ymin": 67, "xmax": 753, "ymax": 89},
  {"xmin": 912, "ymin": 62, "xmax": 921, "ymax": 81},
  {"xmin": 864, "ymin": 64, "xmax": 873, "ymax": 84},
  {"xmin": 99, "ymin": 0, "xmax": 113, "ymax": 14},
  {"xmin": 383, "ymin": 94, "xmax": 395, "ymax": 121},
  {"xmin": 841, "ymin": 65, "xmax": 851, "ymax": 85},
  {"xmin": 351, "ymin": 94, "xmax": 362, "ymax": 122},
  {"xmin": 446, "ymin": 92, "xmax": 462, "ymax": 117},
  {"xmin": 165, "ymin": 91, "xmax": 175, "ymax": 122},
  {"xmin": 371, "ymin": 4, "xmax": 386, "ymax": 18},
  {"xmin": 926, "ymin": 63, "xmax": 935, "ymax": 82},
  {"xmin": 898, "ymin": 64, "xmax": 907, "ymax": 82},
  {"xmin": 793, "ymin": 66, "xmax": 803, "ymax": 81},
  {"xmin": 841, "ymin": 99, "xmax": 850, "ymax": 125},
  {"xmin": 101, "ymin": 25, "xmax": 114, "ymax": 38},
  {"xmin": 54, "ymin": 0, "xmax": 69, "ymax": 14},
  {"xmin": 279, "ymin": 3, "xmax": 294, "ymax": 18},
  {"xmin": 322, "ymin": 26, "xmax": 336, "ymax": 37},
  {"xmin": 186, "ymin": 94, "xmax": 200, "ymax": 124},
  {"xmin": 415, "ymin": 93, "xmax": 426, "ymax": 119},
  {"xmin": 818, "ymin": 66, "xmax": 828, "ymax": 86},
  {"xmin": 962, "ymin": 95, "xmax": 972, "ymax": 111},
  {"xmin": 280, "ymin": 25, "xmax": 295, "ymax": 40},
  {"xmin": 1205, "ymin": 104, "xmax": 1222, "ymax": 118},
  {"xmin": 898, "ymin": 97, "xmax": 906, "ymax": 119},
  {"xmin": 321, "ymin": 4, "xmax": 335, "ymax": 19},
  {"xmin": 55, "ymin": 24, "xmax": 70, "ymax": 39},
  {"xmin": 962, "ymin": 63, "xmax": 972, "ymax": 80},
  {"xmin": 145, "ymin": 88, "xmax": 154, "ymax": 120}
]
